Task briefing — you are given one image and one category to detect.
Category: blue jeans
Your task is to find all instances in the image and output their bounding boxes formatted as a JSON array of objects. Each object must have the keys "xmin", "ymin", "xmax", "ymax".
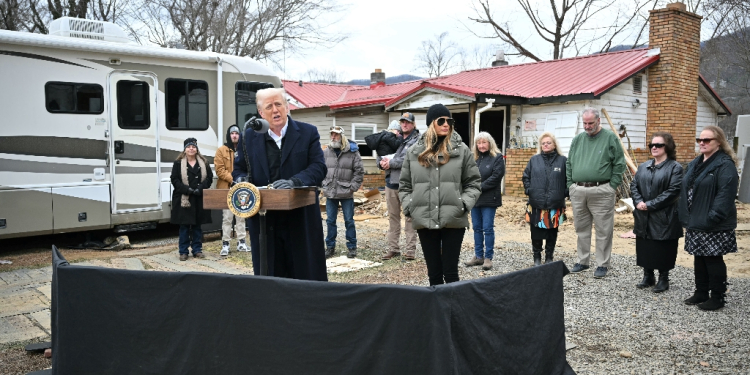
[
  {"xmin": 325, "ymin": 198, "xmax": 356, "ymax": 250},
  {"xmin": 178, "ymin": 225, "xmax": 203, "ymax": 255},
  {"xmin": 471, "ymin": 206, "xmax": 497, "ymax": 259}
]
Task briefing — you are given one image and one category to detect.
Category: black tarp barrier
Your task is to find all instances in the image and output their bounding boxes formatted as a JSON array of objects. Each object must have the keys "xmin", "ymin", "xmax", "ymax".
[{"xmin": 51, "ymin": 245, "xmax": 575, "ymax": 375}]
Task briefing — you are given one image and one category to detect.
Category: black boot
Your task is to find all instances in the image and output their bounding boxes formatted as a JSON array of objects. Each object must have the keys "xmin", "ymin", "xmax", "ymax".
[
  {"xmin": 544, "ymin": 250, "xmax": 554, "ymax": 264},
  {"xmin": 685, "ymin": 257, "xmax": 710, "ymax": 305},
  {"xmin": 533, "ymin": 248, "xmax": 542, "ymax": 266},
  {"xmin": 325, "ymin": 247, "xmax": 335, "ymax": 259},
  {"xmin": 699, "ymin": 258, "xmax": 727, "ymax": 311},
  {"xmin": 636, "ymin": 269, "xmax": 655, "ymax": 289},
  {"xmin": 544, "ymin": 231, "xmax": 558, "ymax": 264},
  {"xmin": 652, "ymin": 270, "xmax": 669, "ymax": 293}
]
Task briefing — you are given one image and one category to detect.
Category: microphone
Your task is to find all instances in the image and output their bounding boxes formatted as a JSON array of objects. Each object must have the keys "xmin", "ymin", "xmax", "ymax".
[{"xmin": 245, "ymin": 116, "xmax": 270, "ymax": 133}]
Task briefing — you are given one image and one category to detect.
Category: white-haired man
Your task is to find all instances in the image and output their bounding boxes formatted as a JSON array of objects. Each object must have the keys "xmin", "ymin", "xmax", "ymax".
[
  {"xmin": 232, "ymin": 88, "xmax": 327, "ymax": 281},
  {"xmin": 566, "ymin": 107, "xmax": 626, "ymax": 278}
]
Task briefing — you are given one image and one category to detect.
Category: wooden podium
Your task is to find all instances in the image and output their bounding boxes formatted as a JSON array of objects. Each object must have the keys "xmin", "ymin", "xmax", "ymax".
[{"xmin": 203, "ymin": 187, "xmax": 317, "ymax": 275}]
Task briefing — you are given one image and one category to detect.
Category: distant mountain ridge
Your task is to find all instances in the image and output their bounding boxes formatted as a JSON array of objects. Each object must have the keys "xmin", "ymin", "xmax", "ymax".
[{"xmin": 345, "ymin": 74, "xmax": 422, "ymax": 86}]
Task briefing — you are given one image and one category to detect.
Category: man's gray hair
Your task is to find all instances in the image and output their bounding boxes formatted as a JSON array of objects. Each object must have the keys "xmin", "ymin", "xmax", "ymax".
[
  {"xmin": 256, "ymin": 88, "xmax": 288, "ymax": 109},
  {"xmin": 582, "ymin": 107, "xmax": 600, "ymax": 119}
]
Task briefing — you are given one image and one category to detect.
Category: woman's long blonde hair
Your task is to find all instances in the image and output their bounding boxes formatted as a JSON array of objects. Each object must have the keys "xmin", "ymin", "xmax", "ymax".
[
  {"xmin": 472, "ymin": 131, "xmax": 501, "ymax": 160},
  {"xmin": 537, "ymin": 132, "xmax": 560, "ymax": 154},
  {"xmin": 176, "ymin": 148, "xmax": 208, "ymax": 164},
  {"xmin": 702, "ymin": 125, "xmax": 738, "ymax": 165},
  {"xmin": 418, "ymin": 121, "xmax": 453, "ymax": 167}
]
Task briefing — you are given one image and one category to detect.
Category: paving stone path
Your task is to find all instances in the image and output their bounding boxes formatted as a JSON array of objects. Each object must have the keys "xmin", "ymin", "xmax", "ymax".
[{"xmin": 0, "ymin": 249, "xmax": 253, "ymax": 345}]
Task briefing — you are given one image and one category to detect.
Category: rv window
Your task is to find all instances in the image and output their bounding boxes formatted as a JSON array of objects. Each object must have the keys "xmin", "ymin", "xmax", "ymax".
[
  {"xmin": 236, "ymin": 81, "xmax": 274, "ymax": 130},
  {"xmin": 166, "ymin": 79, "xmax": 209, "ymax": 130},
  {"xmin": 116, "ymin": 81, "xmax": 151, "ymax": 129},
  {"xmin": 45, "ymin": 82, "xmax": 103, "ymax": 114}
]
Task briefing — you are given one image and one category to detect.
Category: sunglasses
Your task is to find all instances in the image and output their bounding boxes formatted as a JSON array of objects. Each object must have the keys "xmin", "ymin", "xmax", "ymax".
[
  {"xmin": 648, "ymin": 143, "xmax": 666, "ymax": 149},
  {"xmin": 696, "ymin": 138, "xmax": 715, "ymax": 144},
  {"xmin": 436, "ymin": 118, "xmax": 455, "ymax": 126}
]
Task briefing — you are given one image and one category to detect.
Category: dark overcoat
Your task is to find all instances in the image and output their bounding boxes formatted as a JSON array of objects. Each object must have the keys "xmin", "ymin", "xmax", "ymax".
[
  {"xmin": 474, "ymin": 152, "xmax": 505, "ymax": 208},
  {"xmin": 170, "ymin": 158, "xmax": 213, "ymax": 225},
  {"xmin": 522, "ymin": 152, "xmax": 567, "ymax": 210},
  {"xmin": 233, "ymin": 116, "xmax": 328, "ymax": 281},
  {"xmin": 630, "ymin": 159, "xmax": 683, "ymax": 240},
  {"xmin": 678, "ymin": 151, "xmax": 738, "ymax": 232}
]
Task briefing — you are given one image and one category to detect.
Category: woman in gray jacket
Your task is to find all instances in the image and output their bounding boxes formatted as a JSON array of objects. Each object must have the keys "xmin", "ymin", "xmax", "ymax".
[{"xmin": 399, "ymin": 104, "xmax": 481, "ymax": 286}]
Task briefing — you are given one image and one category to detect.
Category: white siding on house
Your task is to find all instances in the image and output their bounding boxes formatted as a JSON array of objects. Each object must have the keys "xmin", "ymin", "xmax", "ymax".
[{"xmin": 513, "ymin": 76, "xmax": 649, "ymax": 155}]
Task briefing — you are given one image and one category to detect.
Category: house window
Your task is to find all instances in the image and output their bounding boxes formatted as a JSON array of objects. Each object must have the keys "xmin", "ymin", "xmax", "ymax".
[
  {"xmin": 236, "ymin": 81, "xmax": 274, "ymax": 129},
  {"xmin": 116, "ymin": 81, "xmax": 150, "ymax": 129},
  {"xmin": 45, "ymin": 82, "xmax": 103, "ymax": 114},
  {"xmin": 166, "ymin": 79, "xmax": 208, "ymax": 130},
  {"xmin": 633, "ymin": 75, "xmax": 642, "ymax": 94},
  {"xmin": 351, "ymin": 123, "xmax": 377, "ymax": 156}
]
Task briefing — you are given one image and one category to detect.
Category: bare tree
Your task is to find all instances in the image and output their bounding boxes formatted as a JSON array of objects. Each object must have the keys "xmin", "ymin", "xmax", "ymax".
[
  {"xmin": 1, "ymin": 0, "xmax": 27, "ymax": 30},
  {"xmin": 457, "ymin": 44, "xmax": 499, "ymax": 71},
  {"xmin": 467, "ymin": 0, "xmax": 654, "ymax": 61},
  {"xmin": 304, "ymin": 67, "xmax": 345, "ymax": 83},
  {"xmin": 415, "ymin": 31, "xmax": 459, "ymax": 77}
]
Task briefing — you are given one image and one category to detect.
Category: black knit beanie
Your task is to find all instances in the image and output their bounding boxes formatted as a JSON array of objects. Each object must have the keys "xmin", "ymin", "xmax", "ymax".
[
  {"xmin": 184, "ymin": 137, "xmax": 198, "ymax": 151},
  {"xmin": 426, "ymin": 104, "xmax": 452, "ymax": 126}
]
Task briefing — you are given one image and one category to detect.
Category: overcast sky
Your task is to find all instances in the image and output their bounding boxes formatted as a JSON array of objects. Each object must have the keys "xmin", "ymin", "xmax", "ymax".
[{"xmin": 277, "ymin": 0, "xmax": 510, "ymax": 82}]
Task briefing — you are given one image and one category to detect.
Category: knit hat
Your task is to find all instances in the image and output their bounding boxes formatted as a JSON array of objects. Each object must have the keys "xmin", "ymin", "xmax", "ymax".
[
  {"xmin": 426, "ymin": 104, "xmax": 451, "ymax": 126},
  {"xmin": 228, "ymin": 125, "xmax": 240, "ymax": 134},
  {"xmin": 184, "ymin": 137, "xmax": 198, "ymax": 151},
  {"xmin": 387, "ymin": 120, "xmax": 400, "ymax": 130}
]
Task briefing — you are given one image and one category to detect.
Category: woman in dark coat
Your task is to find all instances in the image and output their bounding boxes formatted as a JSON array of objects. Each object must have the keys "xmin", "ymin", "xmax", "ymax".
[
  {"xmin": 679, "ymin": 125, "xmax": 738, "ymax": 311},
  {"xmin": 171, "ymin": 137, "xmax": 213, "ymax": 261},
  {"xmin": 630, "ymin": 131, "xmax": 683, "ymax": 293},
  {"xmin": 522, "ymin": 132, "xmax": 567, "ymax": 266},
  {"xmin": 464, "ymin": 132, "xmax": 505, "ymax": 271}
]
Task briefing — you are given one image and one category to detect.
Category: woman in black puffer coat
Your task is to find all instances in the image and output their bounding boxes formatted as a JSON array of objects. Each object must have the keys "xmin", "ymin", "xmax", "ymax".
[
  {"xmin": 630, "ymin": 132, "xmax": 683, "ymax": 293},
  {"xmin": 464, "ymin": 132, "xmax": 505, "ymax": 271},
  {"xmin": 522, "ymin": 132, "xmax": 567, "ymax": 266},
  {"xmin": 171, "ymin": 138, "xmax": 213, "ymax": 261},
  {"xmin": 679, "ymin": 126, "xmax": 738, "ymax": 311}
]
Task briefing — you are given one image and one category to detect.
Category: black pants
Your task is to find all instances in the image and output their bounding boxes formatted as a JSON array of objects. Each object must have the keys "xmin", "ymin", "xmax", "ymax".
[
  {"xmin": 694, "ymin": 255, "xmax": 727, "ymax": 293},
  {"xmin": 417, "ymin": 228, "xmax": 465, "ymax": 286},
  {"xmin": 531, "ymin": 229, "xmax": 558, "ymax": 253}
]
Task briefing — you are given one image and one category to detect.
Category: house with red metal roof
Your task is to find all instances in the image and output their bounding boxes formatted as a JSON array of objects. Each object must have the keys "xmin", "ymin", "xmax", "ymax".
[{"xmin": 284, "ymin": 3, "xmax": 730, "ymax": 192}]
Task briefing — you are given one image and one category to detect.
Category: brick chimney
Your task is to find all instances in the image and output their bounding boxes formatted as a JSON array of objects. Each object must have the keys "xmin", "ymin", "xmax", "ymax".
[
  {"xmin": 646, "ymin": 2, "xmax": 702, "ymax": 162},
  {"xmin": 370, "ymin": 69, "xmax": 385, "ymax": 89}
]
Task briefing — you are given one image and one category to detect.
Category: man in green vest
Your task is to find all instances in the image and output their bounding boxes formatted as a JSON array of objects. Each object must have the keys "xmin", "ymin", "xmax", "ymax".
[{"xmin": 566, "ymin": 107, "xmax": 626, "ymax": 279}]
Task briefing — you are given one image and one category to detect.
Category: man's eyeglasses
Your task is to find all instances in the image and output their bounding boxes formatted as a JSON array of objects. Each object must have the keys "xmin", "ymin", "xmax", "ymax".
[
  {"xmin": 436, "ymin": 118, "xmax": 455, "ymax": 126},
  {"xmin": 696, "ymin": 138, "xmax": 715, "ymax": 144},
  {"xmin": 648, "ymin": 143, "xmax": 666, "ymax": 149}
]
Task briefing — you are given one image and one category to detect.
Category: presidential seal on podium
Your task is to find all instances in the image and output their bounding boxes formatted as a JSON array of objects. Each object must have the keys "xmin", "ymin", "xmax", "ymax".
[{"xmin": 227, "ymin": 182, "xmax": 261, "ymax": 218}]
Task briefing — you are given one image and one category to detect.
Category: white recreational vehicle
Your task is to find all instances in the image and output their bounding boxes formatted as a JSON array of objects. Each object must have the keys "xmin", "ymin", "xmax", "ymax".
[{"xmin": 0, "ymin": 17, "xmax": 282, "ymax": 240}]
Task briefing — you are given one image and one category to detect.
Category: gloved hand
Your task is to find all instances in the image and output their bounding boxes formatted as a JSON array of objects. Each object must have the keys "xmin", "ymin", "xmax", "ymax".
[
  {"xmin": 193, "ymin": 188, "xmax": 202, "ymax": 196},
  {"xmin": 187, "ymin": 188, "xmax": 195, "ymax": 195},
  {"xmin": 271, "ymin": 179, "xmax": 294, "ymax": 189}
]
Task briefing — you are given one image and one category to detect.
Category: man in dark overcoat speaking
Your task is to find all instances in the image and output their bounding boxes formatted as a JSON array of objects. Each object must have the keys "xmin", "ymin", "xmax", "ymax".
[{"xmin": 233, "ymin": 87, "xmax": 327, "ymax": 281}]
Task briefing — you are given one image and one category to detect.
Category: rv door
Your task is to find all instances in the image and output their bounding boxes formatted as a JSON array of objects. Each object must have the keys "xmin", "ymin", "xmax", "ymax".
[{"xmin": 108, "ymin": 71, "xmax": 160, "ymax": 213}]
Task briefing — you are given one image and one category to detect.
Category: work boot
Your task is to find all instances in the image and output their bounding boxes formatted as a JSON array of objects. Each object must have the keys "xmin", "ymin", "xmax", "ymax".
[
  {"xmin": 482, "ymin": 258, "xmax": 493, "ymax": 271},
  {"xmin": 325, "ymin": 247, "xmax": 335, "ymax": 259},
  {"xmin": 652, "ymin": 270, "xmax": 669, "ymax": 293},
  {"xmin": 382, "ymin": 251, "xmax": 400, "ymax": 260},
  {"xmin": 179, "ymin": 253, "xmax": 188, "ymax": 261},
  {"xmin": 404, "ymin": 250, "xmax": 416, "ymax": 260},
  {"xmin": 544, "ymin": 250, "xmax": 554, "ymax": 264},
  {"xmin": 347, "ymin": 248, "xmax": 357, "ymax": 259},
  {"xmin": 533, "ymin": 247, "xmax": 542, "ymax": 266},
  {"xmin": 637, "ymin": 269, "xmax": 655, "ymax": 289},
  {"xmin": 194, "ymin": 252, "xmax": 205, "ymax": 259},
  {"xmin": 464, "ymin": 257, "xmax": 484, "ymax": 267}
]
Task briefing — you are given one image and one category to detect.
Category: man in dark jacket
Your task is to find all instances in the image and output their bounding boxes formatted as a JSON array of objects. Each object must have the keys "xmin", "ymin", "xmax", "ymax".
[
  {"xmin": 232, "ymin": 88, "xmax": 328, "ymax": 281},
  {"xmin": 378, "ymin": 113, "xmax": 420, "ymax": 260},
  {"xmin": 323, "ymin": 127, "xmax": 364, "ymax": 259}
]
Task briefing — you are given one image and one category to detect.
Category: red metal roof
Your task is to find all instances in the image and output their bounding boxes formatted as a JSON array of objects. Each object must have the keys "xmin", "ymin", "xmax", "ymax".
[
  {"xmin": 284, "ymin": 49, "xmax": 730, "ymax": 112},
  {"xmin": 282, "ymin": 81, "xmax": 360, "ymax": 108}
]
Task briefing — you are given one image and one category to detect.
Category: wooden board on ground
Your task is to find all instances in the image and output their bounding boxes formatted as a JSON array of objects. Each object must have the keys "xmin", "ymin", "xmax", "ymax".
[{"xmin": 353, "ymin": 215, "xmax": 380, "ymax": 221}]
